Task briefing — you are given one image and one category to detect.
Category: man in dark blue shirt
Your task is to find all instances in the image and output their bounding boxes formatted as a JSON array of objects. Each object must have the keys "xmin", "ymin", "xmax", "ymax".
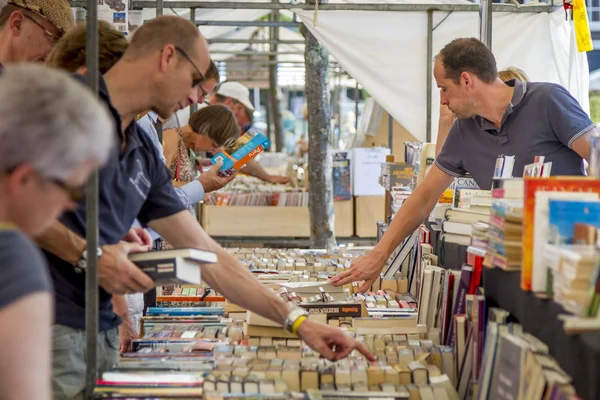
[{"xmin": 36, "ymin": 15, "xmax": 374, "ymax": 399}]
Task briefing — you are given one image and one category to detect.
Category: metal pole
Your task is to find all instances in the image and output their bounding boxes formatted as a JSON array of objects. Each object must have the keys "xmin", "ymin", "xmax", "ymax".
[
  {"xmin": 70, "ymin": 1, "xmax": 554, "ymax": 13},
  {"xmin": 84, "ymin": 0, "xmax": 99, "ymax": 396},
  {"xmin": 388, "ymin": 113, "xmax": 393, "ymax": 152},
  {"xmin": 269, "ymin": 0, "xmax": 283, "ymax": 151},
  {"xmin": 196, "ymin": 20, "xmax": 300, "ymax": 28},
  {"xmin": 253, "ymin": 87, "xmax": 260, "ymax": 114},
  {"xmin": 156, "ymin": 0, "xmax": 163, "ymax": 17},
  {"xmin": 426, "ymin": 9, "xmax": 433, "ymax": 143},
  {"xmin": 479, "ymin": 0, "xmax": 492, "ymax": 48},
  {"xmin": 190, "ymin": 7, "xmax": 198, "ymax": 114},
  {"xmin": 208, "ymin": 38, "xmax": 305, "ymax": 45},
  {"xmin": 354, "ymin": 80, "xmax": 359, "ymax": 132}
]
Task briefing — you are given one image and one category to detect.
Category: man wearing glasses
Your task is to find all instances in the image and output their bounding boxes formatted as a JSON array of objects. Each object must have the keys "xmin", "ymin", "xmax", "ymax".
[
  {"xmin": 0, "ymin": 0, "xmax": 74, "ymax": 69},
  {"xmin": 36, "ymin": 15, "xmax": 373, "ymax": 399}
]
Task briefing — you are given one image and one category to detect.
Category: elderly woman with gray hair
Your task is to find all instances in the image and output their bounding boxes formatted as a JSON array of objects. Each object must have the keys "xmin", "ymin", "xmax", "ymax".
[{"xmin": 0, "ymin": 65, "xmax": 114, "ymax": 400}]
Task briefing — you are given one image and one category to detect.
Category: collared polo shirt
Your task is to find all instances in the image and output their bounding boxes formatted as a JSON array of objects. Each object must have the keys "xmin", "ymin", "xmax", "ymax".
[
  {"xmin": 435, "ymin": 79, "xmax": 593, "ymax": 189},
  {"xmin": 45, "ymin": 75, "xmax": 186, "ymax": 332}
]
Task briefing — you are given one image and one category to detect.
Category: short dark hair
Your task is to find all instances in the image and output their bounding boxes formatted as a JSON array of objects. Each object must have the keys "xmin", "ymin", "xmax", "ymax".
[
  {"xmin": 126, "ymin": 15, "xmax": 201, "ymax": 60},
  {"xmin": 0, "ymin": 5, "xmax": 19, "ymax": 27},
  {"xmin": 437, "ymin": 38, "xmax": 498, "ymax": 84},
  {"xmin": 206, "ymin": 59, "xmax": 219, "ymax": 82},
  {"xmin": 45, "ymin": 21, "xmax": 128, "ymax": 74},
  {"xmin": 189, "ymin": 105, "xmax": 239, "ymax": 147}
]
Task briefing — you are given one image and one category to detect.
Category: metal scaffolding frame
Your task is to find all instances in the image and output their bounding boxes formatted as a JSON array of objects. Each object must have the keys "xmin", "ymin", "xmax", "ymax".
[
  {"xmin": 84, "ymin": 0, "xmax": 99, "ymax": 397},
  {"xmin": 79, "ymin": 0, "xmax": 554, "ymax": 396},
  {"xmin": 71, "ymin": 0, "xmax": 553, "ymax": 12}
]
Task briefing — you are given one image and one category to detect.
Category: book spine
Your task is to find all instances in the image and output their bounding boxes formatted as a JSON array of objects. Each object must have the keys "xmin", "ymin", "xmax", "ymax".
[
  {"xmin": 447, "ymin": 266, "xmax": 472, "ymax": 348},
  {"xmin": 478, "ymin": 297, "xmax": 486, "ymax": 376},
  {"xmin": 467, "ymin": 255, "xmax": 483, "ymax": 295}
]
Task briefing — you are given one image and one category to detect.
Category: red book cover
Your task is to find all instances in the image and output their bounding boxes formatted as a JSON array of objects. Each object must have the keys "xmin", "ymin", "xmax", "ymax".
[{"xmin": 467, "ymin": 246, "xmax": 485, "ymax": 294}]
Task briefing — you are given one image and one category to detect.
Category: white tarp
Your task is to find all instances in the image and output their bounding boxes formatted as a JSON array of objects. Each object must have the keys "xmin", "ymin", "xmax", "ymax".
[{"xmin": 295, "ymin": 4, "xmax": 590, "ymax": 142}]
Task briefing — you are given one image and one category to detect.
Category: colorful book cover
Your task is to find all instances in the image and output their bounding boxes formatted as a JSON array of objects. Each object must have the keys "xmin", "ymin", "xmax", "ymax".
[
  {"xmin": 522, "ymin": 177, "xmax": 600, "ymax": 291},
  {"xmin": 389, "ymin": 163, "xmax": 416, "ymax": 189},
  {"xmin": 211, "ymin": 129, "xmax": 270, "ymax": 175},
  {"xmin": 333, "ymin": 151, "xmax": 352, "ymax": 201},
  {"xmin": 451, "ymin": 177, "xmax": 479, "ymax": 208},
  {"xmin": 548, "ymin": 199, "xmax": 600, "ymax": 245}
]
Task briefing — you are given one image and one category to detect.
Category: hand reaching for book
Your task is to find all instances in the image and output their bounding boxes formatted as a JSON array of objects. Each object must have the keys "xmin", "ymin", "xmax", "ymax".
[
  {"xmin": 98, "ymin": 241, "xmax": 155, "ymax": 295},
  {"xmin": 198, "ymin": 159, "xmax": 237, "ymax": 193},
  {"xmin": 119, "ymin": 316, "xmax": 139, "ymax": 353},
  {"xmin": 329, "ymin": 251, "xmax": 387, "ymax": 293},
  {"xmin": 297, "ymin": 320, "xmax": 376, "ymax": 362}
]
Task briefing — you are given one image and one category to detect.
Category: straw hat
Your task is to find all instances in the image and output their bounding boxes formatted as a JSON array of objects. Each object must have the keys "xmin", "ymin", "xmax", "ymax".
[{"xmin": 8, "ymin": 0, "xmax": 75, "ymax": 34}]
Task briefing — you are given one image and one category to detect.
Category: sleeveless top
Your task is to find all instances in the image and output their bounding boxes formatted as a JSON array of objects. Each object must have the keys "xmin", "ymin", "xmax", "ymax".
[{"xmin": 161, "ymin": 128, "xmax": 196, "ymax": 251}]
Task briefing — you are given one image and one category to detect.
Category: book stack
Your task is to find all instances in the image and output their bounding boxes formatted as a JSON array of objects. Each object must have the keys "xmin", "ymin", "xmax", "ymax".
[
  {"xmin": 436, "ymin": 178, "xmax": 490, "ymax": 246},
  {"xmin": 552, "ymin": 246, "xmax": 596, "ymax": 315},
  {"xmin": 485, "ymin": 199, "xmax": 523, "ymax": 271},
  {"xmin": 470, "ymin": 222, "xmax": 489, "ymax": 252}
]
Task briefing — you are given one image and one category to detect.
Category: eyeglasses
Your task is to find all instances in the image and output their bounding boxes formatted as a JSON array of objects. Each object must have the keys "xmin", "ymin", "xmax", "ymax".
[
  {"xmin": 50, "ymin": 178, "xmax": 86, "ymax": 202},
  {"xmin": 24, "ymin": 14, "xmax": 60, "ymax": 45},
  {"xmin": 174, "ymin": 46, "xmax": 208, "ymax": 98},
  {"xmin": 4, "ymin": 166, "xmax": 86, "ymax": 202}
]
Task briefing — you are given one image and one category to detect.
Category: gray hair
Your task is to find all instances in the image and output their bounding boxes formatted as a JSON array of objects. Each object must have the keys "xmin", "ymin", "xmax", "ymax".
[{"xmin": 0, "ymin": 65, "xmax": 114, "ymax": 180}]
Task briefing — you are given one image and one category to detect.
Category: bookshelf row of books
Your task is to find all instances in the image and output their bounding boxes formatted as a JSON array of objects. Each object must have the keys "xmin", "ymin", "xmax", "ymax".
[
  {"xmin": 97, "ymin": 243, "xmax": 467, "ymax": 398},
  {"xmin": 384, "ymin": 218, "xmax": 583, "ymax": 399},
  {"xmin": 429, "ymin": 175, "xmax": 600, "ymax": 332},
  {"xmin": 414, "ymin": 172, "xmax": 600, "ymax": 399},
  {"xmin": 115, "ymin": 235, "xmax": 586, "ymax": 400}
]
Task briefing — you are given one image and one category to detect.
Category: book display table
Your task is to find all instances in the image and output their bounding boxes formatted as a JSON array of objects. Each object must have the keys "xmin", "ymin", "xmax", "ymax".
[{"xmin": 482, "ymin": 266, "xmax": 600, "ymax": 400}]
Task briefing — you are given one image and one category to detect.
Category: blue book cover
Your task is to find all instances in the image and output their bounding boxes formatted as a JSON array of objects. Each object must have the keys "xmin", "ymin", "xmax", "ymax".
[
  {"xmin": 548, "ymin": 199, "xmax": 600, "ymax": 245},
  {"xmin": 211, "ymin": 129, "xmax": 270, "ymax": 174}
]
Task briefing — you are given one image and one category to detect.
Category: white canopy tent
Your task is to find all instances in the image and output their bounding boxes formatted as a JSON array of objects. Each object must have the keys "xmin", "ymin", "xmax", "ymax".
[
  {"xmin": 293, "ymin": 2, "xmax": 590, "ymax": 142},
  {"xmin": 140, "ymin": 0, "xmax": 590, "ymax": 142}
]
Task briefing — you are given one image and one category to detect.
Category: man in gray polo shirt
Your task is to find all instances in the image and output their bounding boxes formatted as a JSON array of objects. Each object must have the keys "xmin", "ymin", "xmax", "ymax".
[{"xmin": 330, "ymin": 37, "xmax": 595, "ymax": 291}]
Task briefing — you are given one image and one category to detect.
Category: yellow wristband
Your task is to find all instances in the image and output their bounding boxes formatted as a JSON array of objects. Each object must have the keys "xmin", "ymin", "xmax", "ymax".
[{"xmin": 291, "ymin": 315, "xmax": 308, "ymax": 335}]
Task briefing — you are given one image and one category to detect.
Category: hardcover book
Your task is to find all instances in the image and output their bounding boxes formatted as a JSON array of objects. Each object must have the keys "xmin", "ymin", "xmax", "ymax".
[{"xmin": 129, "ymin": 248, "xmax": 217, "ymax": 285}]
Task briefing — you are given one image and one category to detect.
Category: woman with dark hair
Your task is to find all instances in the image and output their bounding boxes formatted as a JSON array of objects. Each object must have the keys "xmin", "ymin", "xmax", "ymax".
[{"xmin": 160, "ymin": 104, "xmax": 239, "ymax": 251}]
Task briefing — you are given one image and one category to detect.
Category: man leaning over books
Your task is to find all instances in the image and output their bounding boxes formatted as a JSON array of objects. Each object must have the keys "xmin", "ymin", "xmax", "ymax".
[{"xmin": 331, "ymin": 37, "xmax": 595, "ymax": 292}]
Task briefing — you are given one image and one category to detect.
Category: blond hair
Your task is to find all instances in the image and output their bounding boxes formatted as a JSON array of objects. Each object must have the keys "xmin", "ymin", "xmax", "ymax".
[{"xmin": 499, "ymin": 66, "xmax": 529, "ymax": 83}]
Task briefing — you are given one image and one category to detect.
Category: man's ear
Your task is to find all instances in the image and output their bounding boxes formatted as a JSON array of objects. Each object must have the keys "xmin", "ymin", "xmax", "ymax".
[
  {"xmin": 159, "ymin": 44, "xmax": 177, "ymax": 73},
  {"xmin": 75, "ymin": 66, "xmax": 87, "ymax": 75},
  {"xmin": 8, "ymin": 10, "xmax": 25, "ymax": 36},
  {"xmin": 461, "ymin": 71, "xmax": 473, "ymax": 88},
  {"xmin": 6, "ymin": 164, "xmax": 35, "ymax": 195}
]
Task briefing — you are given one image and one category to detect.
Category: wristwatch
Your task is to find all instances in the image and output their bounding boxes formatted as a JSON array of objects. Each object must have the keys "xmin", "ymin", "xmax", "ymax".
[
  {"xmin": 75, "ymin": 247, "xmax": 103, "ymax": 273},
  {"xmin": 283, "ymin": 307, "xmax": 309, "ymax": 334}
]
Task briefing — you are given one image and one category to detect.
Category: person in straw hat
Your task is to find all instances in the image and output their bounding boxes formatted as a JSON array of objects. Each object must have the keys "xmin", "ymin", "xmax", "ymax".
[{"xmin": 0, "ymin": 0, "xmax": 74, "ymax": 69}]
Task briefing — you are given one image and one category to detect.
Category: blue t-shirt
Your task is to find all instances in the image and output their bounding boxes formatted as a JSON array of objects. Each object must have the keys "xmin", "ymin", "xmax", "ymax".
[
  {"xmin": 45, "ymin": 76, "xmax": 186, "ymax": 332},
  {"xmin": 0, "ymin": 228, "xmax": 52, "ymax": 309},
  {"xmin": 436, "ymin": 79, "xmax": 594, "ymax": 189}
]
